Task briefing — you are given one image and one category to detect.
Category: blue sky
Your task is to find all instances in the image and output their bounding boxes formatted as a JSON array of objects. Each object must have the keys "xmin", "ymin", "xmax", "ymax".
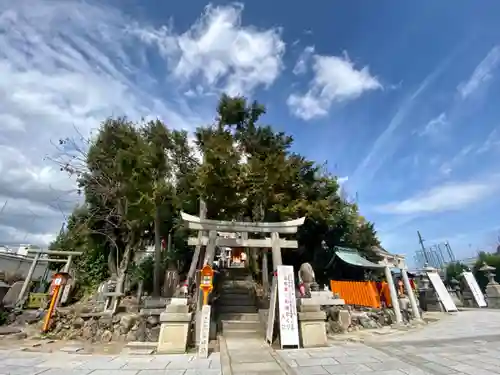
[{"xmin": 1, "ymin": 0, "xmax": 500, "ymax": 263}]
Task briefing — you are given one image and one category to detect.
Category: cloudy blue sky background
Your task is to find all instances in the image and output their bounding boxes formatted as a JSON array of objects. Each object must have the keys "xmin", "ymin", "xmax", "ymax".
[{"xmin": 1, "ymin": 0, "xmax": 500, "ymax": 264}]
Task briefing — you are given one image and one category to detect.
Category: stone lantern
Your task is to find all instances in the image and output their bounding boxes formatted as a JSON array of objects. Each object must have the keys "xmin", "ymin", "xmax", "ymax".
[
  {"xmin": 480, "ymin": 263, "xmax": 497, "ymax": 285},
  {"xmin": 480, "ymin": 262, "xmax": 500, "ymax": 308}
]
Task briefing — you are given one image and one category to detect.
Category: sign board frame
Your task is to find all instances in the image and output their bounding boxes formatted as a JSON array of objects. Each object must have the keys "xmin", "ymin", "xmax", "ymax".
[
  {"xmin": 462, "ymin": 271, "xmax": 487, "ymax": 307},
  {"xmin": 276, "ymin": 265, "xmax": 300, "ymax": 349},
  {"xmin": 265, "ymin": 274, "xmax": 278, "ymax": 345},
  {"xmin": 427, "ymin": 272, "xmax": 458, "ymax": 312},
  {"xmin": 198, "ymin": 304, "xmax": 211, "ymax": 358}
]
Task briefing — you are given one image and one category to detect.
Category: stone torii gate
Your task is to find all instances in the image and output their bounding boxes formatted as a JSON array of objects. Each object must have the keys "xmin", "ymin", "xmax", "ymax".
[
  {"xmin": 181, "ymin": 212, "xmax": 305, "ymax": 344},
  {"xmin": 182, "ymin": 211, "xmax": 305, "ymax": 279}
]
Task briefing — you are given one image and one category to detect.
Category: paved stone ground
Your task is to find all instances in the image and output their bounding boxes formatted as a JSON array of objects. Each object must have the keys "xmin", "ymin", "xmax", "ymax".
[
  {"xmin": 0, "ymin": 350, "xmax": 221, "ymax": 375},
  {"xmin": 277, "ymin": 310, "xmax": 500, "ymax": 375},
  {"xmin": 2, "ymin": 310, "xmax": 500, "ymax": 375}
]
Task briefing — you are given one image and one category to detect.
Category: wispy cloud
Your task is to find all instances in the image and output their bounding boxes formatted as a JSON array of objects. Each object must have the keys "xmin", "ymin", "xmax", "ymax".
[
  {"xmin": 0, "ymin": 0, "xmax": 285, "ymax": 245},
  {"xmin": 477, "ymin": 128, "xmax": 500, "ymax": 154},
  {"xmin": 376, "ymin": 179, "xmax": 500, "ymax": 215},
  {"xmin": 287, "ymin": 50, "xmax": 382, "ymax": 120},
  {"xmin": 350, "ymin": 55, "xmax": 453, "ymax": 190},
  {"xmin": 457, "ymin": 45, "xmax": 500, "ymax": 99},
  {"xmin": 292, "ymin": 46, "xmax": 315, "ymax": 75},
  {"xmin": 419, "ymin": 112, "xmax": 448, "ymax": 137}
]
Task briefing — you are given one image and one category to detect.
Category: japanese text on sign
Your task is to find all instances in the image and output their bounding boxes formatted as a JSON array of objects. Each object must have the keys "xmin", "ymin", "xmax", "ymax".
[{"xmin": 277, "ymin": 265, "xmax": 299, "ymax": 348}]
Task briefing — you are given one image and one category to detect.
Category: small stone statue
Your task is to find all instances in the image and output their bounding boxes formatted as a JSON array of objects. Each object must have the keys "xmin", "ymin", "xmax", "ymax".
[{"xmin": 299, "ymin": 262, "xmax": 316, "ymax": 296}]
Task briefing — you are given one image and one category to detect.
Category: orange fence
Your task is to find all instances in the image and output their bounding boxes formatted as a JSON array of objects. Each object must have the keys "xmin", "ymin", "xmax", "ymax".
[{"xmin": 330, "ymin": 280, "xmax": 393, "ymax": 308}]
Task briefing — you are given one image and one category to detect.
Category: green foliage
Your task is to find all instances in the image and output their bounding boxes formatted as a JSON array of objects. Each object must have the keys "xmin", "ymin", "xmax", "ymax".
[
  {"xmin": 473, "ymin": 252, "xmax": 500, "ymax": 292},
  {"xmin": 51, "ymin": 95, "xmax": 382, "ymax": 292},
  {"xmin": 445, "ymin": 261, "xmax": 468, "ymax": 284}
]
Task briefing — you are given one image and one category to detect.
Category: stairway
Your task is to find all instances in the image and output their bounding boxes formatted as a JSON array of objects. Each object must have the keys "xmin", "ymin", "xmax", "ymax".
[{"xmin": 217, "ymin": 267, "xmax": 264, "ymax": 339}]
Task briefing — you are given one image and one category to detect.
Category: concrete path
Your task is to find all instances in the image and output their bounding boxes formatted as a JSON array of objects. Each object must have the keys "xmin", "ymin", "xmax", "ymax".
[
  {"xmin": 0, "ymin": 350, "xmax": 221, "ymax": 375},
  {"xmin": 222, "ymin": 336, "xmax": 288, "ymax": 375},
  {"xmin": 2, "ymin": 310, "xmax": 500, "ymax": 375}
]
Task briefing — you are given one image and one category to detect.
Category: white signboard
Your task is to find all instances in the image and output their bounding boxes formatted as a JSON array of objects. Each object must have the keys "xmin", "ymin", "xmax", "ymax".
[
  {"xmin": 198, "ymin": 305, "xmax": 211, "ymax": 358},
  {"xmin": 277, "ymin": 265, "xmax": 300, "ymax": 348},
  {"xmin": 427, "ymin": 272, "xmax": 458, "ymax": 312},
  {"xmin": 265, "ymin": 275, "xmax": 278, "ymax": 345},
  {"xmin": 463, "ymin": 271, "xmax": 487, "ymax": 307}
]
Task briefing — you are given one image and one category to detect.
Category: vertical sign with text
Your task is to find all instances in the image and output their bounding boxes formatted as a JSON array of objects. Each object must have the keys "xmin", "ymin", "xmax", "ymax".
[
  {"xmin": 198, "ymin": 305, "xmax": 211, "ymax": 358},
  {"xmin": 277, "ymin": 265, "xmax": 300, "ymax": 348},
  {"xmin": 463, "ymin": 271, "xmax": 487, "ymax": 307}
]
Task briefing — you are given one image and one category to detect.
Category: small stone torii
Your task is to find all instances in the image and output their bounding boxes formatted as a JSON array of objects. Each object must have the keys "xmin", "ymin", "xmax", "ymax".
[
  {"xmin": 16, "ymin": 248, "xmax": 82, "ymax": 308},
  {"xmin": 373, "ymin": 247, "xmax": 422, "ymax": 323}
]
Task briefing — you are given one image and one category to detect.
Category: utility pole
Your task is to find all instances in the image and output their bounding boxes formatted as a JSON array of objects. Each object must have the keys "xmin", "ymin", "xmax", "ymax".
[{"xmin": 417, "ymin": 230, "xmax": 429, "ymax": 265}]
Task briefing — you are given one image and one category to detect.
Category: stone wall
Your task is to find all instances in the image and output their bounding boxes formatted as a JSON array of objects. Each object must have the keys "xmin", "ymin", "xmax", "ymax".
[{"xmin": 49, "ymin": 311, "xmax": 161, "ymax": 343}]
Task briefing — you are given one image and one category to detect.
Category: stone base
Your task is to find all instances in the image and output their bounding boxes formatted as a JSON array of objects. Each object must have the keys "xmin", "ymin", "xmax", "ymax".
[
  {"xmin": 156, "ymin": 299, "xmax": 192, "ymax": 354},
  {"xmin": 486, "ymin": 284, "xmax": 500, "ymax": 308},
  {"xmin": 157, "ymin": 321, "xmax": 191, "ymax": 354},
  {"xmin": 298, "ymin": 307, "xmax": 327, "ymax": 348}
]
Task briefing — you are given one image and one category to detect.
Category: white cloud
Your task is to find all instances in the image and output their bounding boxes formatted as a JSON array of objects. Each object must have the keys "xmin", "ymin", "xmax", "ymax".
[
  {"xmin": 0, "ymin": 1, "xmax": 282, "ymax": 246},
  {"xmin": 457, "ymin": 45, "xmax": 500, "ymax": 99},
  {"xmin": 292, "ymin": 46, "xmax": 314, "ymax": 75},
  {"xmin": 419, "ymin": 112, "xmax": 448, "ymax": 137},
  {"xmin": 133, "ymin": 3, "xmax": 285, "ymax": 97},
  {"xmin": 376, "ymin": 180, "xmax": 499, "ymax": 215},
  {"xmin": 287, "ymin": 51, "xmax": 382, "ymax": 120}
]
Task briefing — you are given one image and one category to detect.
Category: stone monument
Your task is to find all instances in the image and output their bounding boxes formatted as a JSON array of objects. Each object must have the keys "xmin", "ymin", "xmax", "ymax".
[
  {"xmin": 157, "ymin": 298, "xmax": 193, "ymax": 354},
  {"xmin": 480, "ymin": 263, "xmax": 500, "ymax": 309}
]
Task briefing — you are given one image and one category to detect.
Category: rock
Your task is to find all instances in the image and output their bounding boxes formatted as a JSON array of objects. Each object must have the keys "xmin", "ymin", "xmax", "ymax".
[
  {"xmin": 101, "ymin": 330, "xmax": 113, "ymax": 342},
  {"xmin": 73, "ymin": 317, "xmax": 84, "ymax": 329},
  {"xmin": 325, "ymin": 306, "xmax": 340, "ymax": 320},
  {"xmin": 359, "ymin": 317, "xmax": 378, "ymax": 329},
  {"xmin": 146, "ymin": 315, "xmax": 159, "ymax": 326},
  {"xmin": 119, "ymin": 313, "xmax": 137, "ymax": 333},
  {"xmin": 125, "ymin": 330, "xmax": 137, "ymax": 341},
  {"xmin": 337, "ymin": 310, "xmax": 351, "ymax": 331},
  {"xmin": 0, "ymin": 326, "xmax": 21, "ymax": 335}
]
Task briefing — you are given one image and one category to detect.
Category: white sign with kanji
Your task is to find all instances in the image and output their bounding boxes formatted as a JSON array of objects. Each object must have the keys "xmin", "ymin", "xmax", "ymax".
[
  {"xmin": 277, "ymin": 265, "xmax": 300, "ymax": 348},
  {"xmin": 198, "ymin": 305, "xmax": 211, "ymax": 358}
]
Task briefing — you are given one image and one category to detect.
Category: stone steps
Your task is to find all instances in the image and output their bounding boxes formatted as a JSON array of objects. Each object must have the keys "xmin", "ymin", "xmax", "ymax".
[
  {"xmin": 218, "ymin": 296, "xmax": 255, "ymax": 306},
  {"xmin": 222, "ymin": 320, "xmax": 261, "ymax": 331},
  {"xmin": 218, "ymin": 304, "xmax": 258, "ymax": 314},
  {"xmin": 221, "ymin": 329, "xmax": 264, "ymax": 338},
  {"xmin": 219, "ymin": 312, "xmax": 260, "ymax": 321}
]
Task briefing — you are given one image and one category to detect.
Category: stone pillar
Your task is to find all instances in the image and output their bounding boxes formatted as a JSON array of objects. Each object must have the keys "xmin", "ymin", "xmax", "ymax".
[
  {"xmin": 157, "ymin": 298, "xmax": 192, "ymax": 354},
  {"xmin": 297, "ymin": 304, "xmax": 327, "ymax": 348},
  {"xmin": 384, "ymin": 265, "xmax": 402, "ymax": 324},
  {"xmin": 203, "ymin": 230, "xmax": 217, "ymax": 266},
  {"xmin": 401, "ymin": 268, "xmax": 421, "ymax": 320},
  {"xmin": 271, "ymin": 232, "xmax": 282, "ymax": 271},
  {"xmin": 262, "ymin": 249, "xmax": 269, "ymax": 296}
]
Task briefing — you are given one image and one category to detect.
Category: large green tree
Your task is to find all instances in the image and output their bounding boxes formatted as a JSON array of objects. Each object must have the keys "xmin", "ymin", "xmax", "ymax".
[{"xmin": 51, "ymin": 95, "xmax": 381, "ymax": 294}]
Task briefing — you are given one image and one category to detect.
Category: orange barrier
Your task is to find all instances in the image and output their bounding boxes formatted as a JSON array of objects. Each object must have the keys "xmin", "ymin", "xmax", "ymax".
[
  {"xmin": 330, "ymin": 280, "xmax": 380, "ymax": 308},
  {"xmin": 329, "ymin": 280, "xmax": 395, "ymax": 308}
]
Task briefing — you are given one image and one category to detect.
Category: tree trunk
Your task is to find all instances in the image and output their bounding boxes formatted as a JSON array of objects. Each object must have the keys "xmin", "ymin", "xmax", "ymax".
[
  {"xmin": 153, "ymin": 205, "xmax": 162, "ymax": 296},
  {"xmin": 113, "ymin": 242, "xmax": 133, "ymax": 314},
  {"xmin": 107, "ymin": 250, "xmax": 118, "ymax": 279}
]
